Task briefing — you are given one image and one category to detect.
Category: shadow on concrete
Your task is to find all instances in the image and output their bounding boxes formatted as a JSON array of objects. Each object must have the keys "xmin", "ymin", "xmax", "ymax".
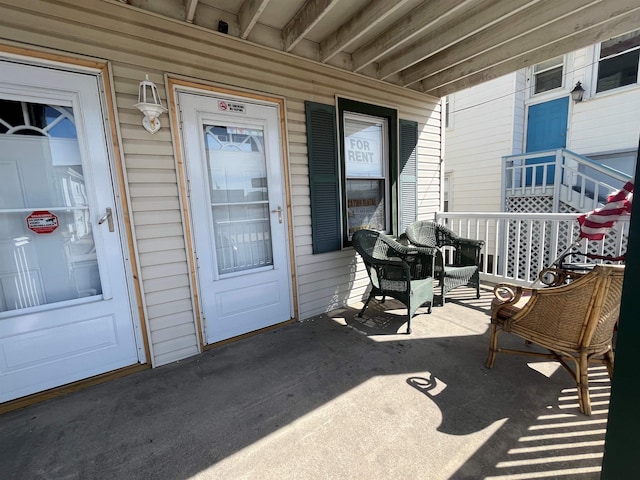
[{"xmin": 0, "ymin": 292, "xmax": 608, "ymax": 479}]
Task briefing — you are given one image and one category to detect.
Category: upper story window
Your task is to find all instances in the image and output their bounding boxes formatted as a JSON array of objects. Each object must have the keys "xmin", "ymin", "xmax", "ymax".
[
  {"xmin": 443, "ymin": 172, "xmax": 451, "ymax": 212},
  {"xmin": 532, "ymin": 56, "xmax": 563, "ymax": 94},
  {"xmin": 444, "ymin": 95, "xmax": 451, "ymax": 129},
  {"xmin": 596, "ymin": 29, "xmax": 640, "ymax": 93}
]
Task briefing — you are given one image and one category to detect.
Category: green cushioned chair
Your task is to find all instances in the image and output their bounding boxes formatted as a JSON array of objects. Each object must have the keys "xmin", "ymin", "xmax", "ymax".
[
  {"xmin": 352, "ymin": 229, "xmax": 435, "ymax": 334},
  {"xmin": 406, "ymin": 221, "xmax": 484, "ymax": 305}
]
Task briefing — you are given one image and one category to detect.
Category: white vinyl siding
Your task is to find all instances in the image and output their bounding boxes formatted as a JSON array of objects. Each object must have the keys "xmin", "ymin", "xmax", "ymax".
[
  {"xmin": 443, "ymin": 74, "xmax": 521, "ymax": 213},
  {"xmin": 0, "ymin": 0, "xmax": 441, "ymax": 364},
  {"xmin": 570, "ymin": 42, "xmax": 640, "ymax": 160},
  {"xmin": 416, "ymin": 118, "xmax": 442, "ymax": 218},
  {"xmin": 569, "ymin": 87, "xmax": 640, "ymax": 155}
]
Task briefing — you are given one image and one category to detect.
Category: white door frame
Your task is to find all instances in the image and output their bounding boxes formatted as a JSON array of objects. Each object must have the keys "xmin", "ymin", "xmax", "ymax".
[
  {"xmin": 0, "ymin": 49, "xmax": 148, "ymax": 404},
  {"xmin": 169, "ymin": 79, "xmax": 297, "ymax": 347}
]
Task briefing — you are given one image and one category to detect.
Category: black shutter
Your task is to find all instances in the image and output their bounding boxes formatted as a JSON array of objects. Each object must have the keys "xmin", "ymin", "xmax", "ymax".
[
  {"xmin": 305, "ymin": 101, "xmax": 341, "ymax": 253},
  {"xmin": 399, "ymin": 119, "xmax": 418, "ymax": 233}
]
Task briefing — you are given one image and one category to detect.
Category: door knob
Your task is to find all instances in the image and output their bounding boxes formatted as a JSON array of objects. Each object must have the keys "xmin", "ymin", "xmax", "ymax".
[
  {"xmin": 271, "ymin": 206, "xmax": 283, "ymax": 224},
  {"xmin": 98, "ymin": 207, "xmax": 114, "ymax": 232}
]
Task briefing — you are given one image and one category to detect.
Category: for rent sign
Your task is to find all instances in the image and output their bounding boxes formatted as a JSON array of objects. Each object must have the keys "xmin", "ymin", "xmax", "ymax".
[{"xmin": 344, "ymin": 120, "xmax": 383, "ymax": 178}]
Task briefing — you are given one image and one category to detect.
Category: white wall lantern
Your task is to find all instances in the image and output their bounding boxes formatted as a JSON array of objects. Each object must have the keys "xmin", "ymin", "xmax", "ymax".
[{"xmin": 134, "ymin": 75, "xmax": 167, "ymax": 134}]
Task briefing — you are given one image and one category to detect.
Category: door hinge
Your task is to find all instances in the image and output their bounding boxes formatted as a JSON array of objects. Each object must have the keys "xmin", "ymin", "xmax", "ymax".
[{"xmin": 178, "ymin": 103, "xmax": 184, "ymax": 130}]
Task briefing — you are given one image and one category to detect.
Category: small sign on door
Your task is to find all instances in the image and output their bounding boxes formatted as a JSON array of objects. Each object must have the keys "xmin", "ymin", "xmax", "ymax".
[
  {"xmin": 26, "ymin": 210, "xmax": 59, "ymax": 234},
  {"xmin": 218, "ymin": 100, "xmax": 246, "ymax": 114}
]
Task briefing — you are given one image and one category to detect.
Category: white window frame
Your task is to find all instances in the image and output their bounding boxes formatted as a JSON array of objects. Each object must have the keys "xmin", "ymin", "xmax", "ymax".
[
  {"xmin": 444, "ymin": 95, "xmax": 453, "ymax": 130},
  {"xmin": 343, "ymin": 111, "xmax": 390, "ymax": 238},
  {"xmin": 443, "ymin": 171, "xmax": 452, "ymax": 212},
  {"xmin": 530, "ymin": 56, "xmax": 565, "ymax": 96},
  {"xmin": 593, "ymin": 30, "xmax": 640, "ymax": 96}
]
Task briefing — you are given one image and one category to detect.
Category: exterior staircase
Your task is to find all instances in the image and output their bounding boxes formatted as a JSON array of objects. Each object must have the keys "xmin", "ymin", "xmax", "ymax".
[{"xmin": 502, "ymin": 148, "xmax": 632, "ymax": 214}]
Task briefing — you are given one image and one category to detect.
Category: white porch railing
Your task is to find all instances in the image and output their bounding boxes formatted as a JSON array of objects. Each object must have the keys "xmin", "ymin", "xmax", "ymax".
[
  {"xmin": 435, "ymin": 212, "xmax": 629, "ymax": 286},
  {"xmin": 502, "ymin": 149, "xmax": 631, "ymax": 212}
]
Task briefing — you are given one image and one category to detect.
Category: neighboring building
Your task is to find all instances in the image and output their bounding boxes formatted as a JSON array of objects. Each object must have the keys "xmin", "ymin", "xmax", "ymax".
[{"xmin": 443, "ymin": 31, "xmax": 640, "ymax": 214}]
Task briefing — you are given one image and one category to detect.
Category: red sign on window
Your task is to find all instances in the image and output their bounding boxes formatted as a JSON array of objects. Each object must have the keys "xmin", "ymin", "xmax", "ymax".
[{"xmin": 26, "ymin": 210, "xmax": 59, "ymax": 234}]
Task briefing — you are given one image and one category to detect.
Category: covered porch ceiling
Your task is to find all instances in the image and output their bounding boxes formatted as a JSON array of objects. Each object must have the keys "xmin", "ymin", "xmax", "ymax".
[{"xmin": 116, "ymin": 0, "xmax": 640, "ymax": 98}]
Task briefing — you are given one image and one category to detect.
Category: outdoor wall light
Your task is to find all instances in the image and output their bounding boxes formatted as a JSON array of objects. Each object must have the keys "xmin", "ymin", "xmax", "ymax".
[
  {"xmin": 134, "ymin": 75, "xmax": 167, "ymax": 134},
  {"xmin": 570, "ymin": 81, "xmax": 585, "ymax": 103}
]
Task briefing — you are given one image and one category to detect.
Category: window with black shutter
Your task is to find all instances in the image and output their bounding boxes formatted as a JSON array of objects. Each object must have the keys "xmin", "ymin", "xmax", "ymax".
[{"xmin": 305, "ymin": 100, "xmax": 417, "ymax": 253}]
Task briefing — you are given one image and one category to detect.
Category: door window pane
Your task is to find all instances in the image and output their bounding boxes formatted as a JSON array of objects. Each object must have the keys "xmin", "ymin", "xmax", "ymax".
[
  {"xmin": 0, "ymin": 100, "xmax": 102, "ymax": 312},
  {"xmin": 203, "ymin": 125, "xmax": 273, "ymax": 274}
]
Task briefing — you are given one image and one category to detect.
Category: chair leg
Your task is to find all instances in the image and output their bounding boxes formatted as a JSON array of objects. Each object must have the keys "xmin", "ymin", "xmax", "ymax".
[
  {"xmin": 485, "ymin": 323, "xmax": 498, "ymax": 368},
  {"xmin": 358, "ymin": 293, "xmax": 374, "ymax": 318},
  {"xmin": 578, "ymin": 353, "xmax": 592, "ymax": 415},
  {"xmin": 604, "ymin": 350, "xmax": 615, "ymax": 379}
]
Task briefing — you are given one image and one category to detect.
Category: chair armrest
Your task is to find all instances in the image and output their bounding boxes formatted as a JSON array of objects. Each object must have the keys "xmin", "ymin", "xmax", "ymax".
[
  {"xmin": 382, "ymin": 234, "xmax": 437, "ymax": 279},
  {"xmin": 448, "ymin": 239, "xmax": 482, "ymax": 268},
  {"xmin": 492, "ymin": 283, "xmax": 529, "ymax": 307},
  {"xmin": 382, "ymin": 234, "xmax": 437, "ymax": 258},
  {"xmin": 434, "ymin": 224, "xmax": 482, "ymax": 249},
  {"xmin": 454, "ymin": 237, "xmax": 485, "ymax": 249},
  {"xmin": 370, "ymin": 256, "xmax": 414, "ymax": 287},
  {"xmin": 538, "ymin": 267, "xmax": 569, "ymax": 287}
]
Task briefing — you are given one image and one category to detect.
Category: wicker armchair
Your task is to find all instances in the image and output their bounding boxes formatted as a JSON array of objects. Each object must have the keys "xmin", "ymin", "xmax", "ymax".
[
  {"xmin": 352, "ymin": 229, "xmax": 435, "ymax": 334},
  {"xmin": 485, "ymin": 264, "xmax": 625, "ymax": 415},
  {"xmin": 405, "ymin": 221, "xmax": 484, "ymax": 304}
]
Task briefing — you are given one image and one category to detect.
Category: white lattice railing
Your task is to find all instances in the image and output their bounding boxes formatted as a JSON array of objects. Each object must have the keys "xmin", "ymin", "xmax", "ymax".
[
  {"xmin": 502, "ymin": 149, "xmax": 631, "ymax": 212},
  {"xmin": 435, "ymin": 212, "xmax": 629, "ymax": 286}
]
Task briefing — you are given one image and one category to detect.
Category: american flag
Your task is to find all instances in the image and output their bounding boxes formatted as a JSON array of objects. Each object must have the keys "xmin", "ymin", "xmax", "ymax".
[{"xmin": 577, "ymin": 181, "xmax": 634, "ymax": 240}]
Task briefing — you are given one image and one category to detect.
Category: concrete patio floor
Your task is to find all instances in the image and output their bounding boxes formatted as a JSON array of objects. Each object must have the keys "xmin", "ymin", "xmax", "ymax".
[{"xmin": 0, "ymin": 286, "xmax": 611, "ymax": 480}]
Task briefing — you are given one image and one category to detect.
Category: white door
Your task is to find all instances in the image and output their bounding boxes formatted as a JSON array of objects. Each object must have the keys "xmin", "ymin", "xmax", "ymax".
[
  {"xmin": 0, "ymin": 60, "xmax": 141, "ymax": 402},
  {"xmin": 178, "ymin": 91, "xmax": 292, "ymax": 344}
]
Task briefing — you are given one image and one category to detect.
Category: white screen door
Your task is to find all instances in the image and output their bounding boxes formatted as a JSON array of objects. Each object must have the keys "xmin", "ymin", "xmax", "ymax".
[
  {"xmin": 0, "ymin": 60, "xmax": 140, "ymax": 402},
  {"xmin": 178, "ymin": 92, "xmax": 292, "ymax": 344}
]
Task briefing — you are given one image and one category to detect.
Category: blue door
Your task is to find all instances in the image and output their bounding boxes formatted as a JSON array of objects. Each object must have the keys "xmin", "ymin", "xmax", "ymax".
[{"xmin": 525, "ymin": 97, "xmax": 569, "ymax": 185}]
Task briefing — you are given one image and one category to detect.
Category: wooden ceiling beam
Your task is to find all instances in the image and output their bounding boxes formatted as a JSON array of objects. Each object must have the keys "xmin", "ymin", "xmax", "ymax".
[
  {"xmin": 378, "ymin": 0, "xmax": 540, "ymax": 81},
  {"xmin": 319, "ymin": 0, "xmax": 411, "ymax": 63},
  {"xmin": 351, "ymin": 0, "xmax": 476, "ymax": 73},
  {"xmin": 282, "ymin": 0, "xmax": 340, "ymax": 52},
  {"xmin": 239, "ymin": 0, "xmax": 270, "ymax": 39},
  {"xmin": 423, "ymin": 1, "xmax": 640, "ymax": 96},
  {"xmin": 401, "ymin": 0, "xmax": 595, "ymax": 86},
  {"xmin": 185, "ymin": 0, "xmax": 198, "ymax": 23}
]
